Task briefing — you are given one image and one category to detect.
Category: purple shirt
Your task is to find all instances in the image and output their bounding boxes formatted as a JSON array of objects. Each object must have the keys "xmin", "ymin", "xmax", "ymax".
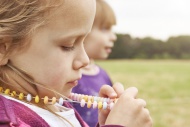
[{"xmin": 72, "ymin": 66, "xmax": 112, "ymax": 127}]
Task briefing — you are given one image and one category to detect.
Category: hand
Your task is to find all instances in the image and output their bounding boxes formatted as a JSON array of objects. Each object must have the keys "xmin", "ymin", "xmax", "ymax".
[
  {"xmin": 98, "ymin": 82, "xmax": 125, "ymax": 125},
  {"xmin": 98, "ymin": 84, "xmax": 152, "ymax": 127}
]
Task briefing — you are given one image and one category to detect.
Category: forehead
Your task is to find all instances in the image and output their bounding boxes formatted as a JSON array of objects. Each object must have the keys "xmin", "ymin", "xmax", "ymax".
[{"xmin": 45, "ymin": 0, "xmax": 96, "ymax": 37}]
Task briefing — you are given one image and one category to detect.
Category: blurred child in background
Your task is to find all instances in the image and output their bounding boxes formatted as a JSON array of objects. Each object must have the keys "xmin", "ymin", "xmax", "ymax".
[{"xmin": 72, "ymin": 0, "xmax": 118, "ymax": 126}]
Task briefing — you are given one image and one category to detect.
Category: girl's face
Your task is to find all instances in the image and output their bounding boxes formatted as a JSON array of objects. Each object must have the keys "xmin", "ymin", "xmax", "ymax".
[
  {"xmin": 9, "ymin": 0, "xmax": 96, "ymax": 97},
  {"xmin": 84, "ymin": 26, "xmax": 117, "ymax": 59}
]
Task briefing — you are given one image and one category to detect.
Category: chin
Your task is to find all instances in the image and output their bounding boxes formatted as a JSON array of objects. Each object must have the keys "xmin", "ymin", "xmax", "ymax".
[
  {"xmin": 62, "ymin": 90, "xmax": 72, "ymax": 98},
  {"xmin": 101, "ymin": 55, "xmax": 109, "ymax": 59},
  {"xmin": 98, "ymin": 57, "xmax": 107, "ymax": 60}
]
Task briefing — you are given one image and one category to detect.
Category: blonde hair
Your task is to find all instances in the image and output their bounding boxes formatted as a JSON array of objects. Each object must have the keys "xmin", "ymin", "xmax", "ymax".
[
  {"xmin": 0, "ymin": 0, "xmax": 61, "ymax": 57},
  {"xmin": 93, "ymin": 0, "xmax": 116, "ymax": 29},
  {"xmin": 0, "ymin": 0, "xmax": 74, "ymax": 126},
  {"xmin": 0, "ymin": 0, "xmax": 62, "ymax": 93}
]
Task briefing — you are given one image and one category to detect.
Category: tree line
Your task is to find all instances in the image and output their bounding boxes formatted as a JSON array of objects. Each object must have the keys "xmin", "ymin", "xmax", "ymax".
[{"xmin": 109, "ymin": 34, "xmax": 190, "ymax": 59}]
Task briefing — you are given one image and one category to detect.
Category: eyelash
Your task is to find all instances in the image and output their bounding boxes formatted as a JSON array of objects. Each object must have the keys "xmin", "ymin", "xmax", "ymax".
[{"xmin": 62, "ymin": 46, "xmax": 75, "ymax": 51}]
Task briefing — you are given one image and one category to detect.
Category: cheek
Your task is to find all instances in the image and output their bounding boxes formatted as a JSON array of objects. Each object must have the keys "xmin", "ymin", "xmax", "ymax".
[
  {"xmin": 87, "ymin": 39, "xmax": 103, "ymax": 50},
  {"xmin": 43, "ymin": 61, "xmax": 69, "ymax": 86}
]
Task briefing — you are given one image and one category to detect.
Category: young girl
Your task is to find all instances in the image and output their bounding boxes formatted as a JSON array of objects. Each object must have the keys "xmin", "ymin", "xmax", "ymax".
[
  {"xmin": 72, "ymin": 0, "xmax": 117, "ymax": 126},
  {"xmin": 0, "ymin": 0, "xmax": 152, "ymax": 127}
]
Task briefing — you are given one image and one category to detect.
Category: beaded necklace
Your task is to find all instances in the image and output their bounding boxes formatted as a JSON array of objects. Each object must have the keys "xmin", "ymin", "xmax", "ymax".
[{"xmin": 0, "ymin": 87, "xmax": 117, "ymax": 110}]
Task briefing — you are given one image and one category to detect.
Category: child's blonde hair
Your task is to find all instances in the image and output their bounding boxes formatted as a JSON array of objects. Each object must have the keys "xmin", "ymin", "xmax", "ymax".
[
  {"xmin": 0, "ymin": 0, "xmax": 62, "ymax": 58},
  {"xmin": 0, "ymin": 0, "xmax": 63, "ymax": 84},
  {"xmin": 93, "ymin": 0, "xmax": 116, "ymax": 29},
  {"xmin": 0, "ymin": 1, "xmax": 74, "ymax": 126}
]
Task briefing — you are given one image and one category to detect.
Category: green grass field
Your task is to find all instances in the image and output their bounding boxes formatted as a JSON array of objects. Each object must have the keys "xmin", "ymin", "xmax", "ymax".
[{"xmin": 96, "ymin": 60, "xmax": 190, "ymax": 127}]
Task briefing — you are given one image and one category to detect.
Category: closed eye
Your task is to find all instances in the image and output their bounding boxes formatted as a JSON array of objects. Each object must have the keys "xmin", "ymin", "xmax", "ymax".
[{"xmin": 62, "ymin": 46, "xmax": 75, "ymax": 51}]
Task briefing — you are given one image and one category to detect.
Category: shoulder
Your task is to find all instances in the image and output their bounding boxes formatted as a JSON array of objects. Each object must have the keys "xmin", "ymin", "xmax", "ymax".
[
  {"xmin": 0, "ymin": 95, "xmax": 19, "ymax": 126},
  {"xmin": 96, "ymin": 65, "xmax": 108, "ymax": 74},
  {"xmin": 0, "ymin": 95, "xmax": 50, "ymax": 127},
  {"xmin": 96, "ymin": 65, "xmax": 112, "ymax": 85}
]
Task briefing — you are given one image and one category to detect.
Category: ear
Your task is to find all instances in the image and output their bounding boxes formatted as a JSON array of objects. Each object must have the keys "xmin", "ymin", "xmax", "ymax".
[{"xmin": 0, "ymin": 38, "xmax": 11, "ymax": 66}]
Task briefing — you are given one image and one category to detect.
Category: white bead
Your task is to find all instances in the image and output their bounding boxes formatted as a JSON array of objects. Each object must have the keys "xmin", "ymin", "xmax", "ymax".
[
  {"xmin": 103, "ymin": 98, "xmax": 108, "ymax": 103},
  {"xmin": 93, "ymin": 96, "xmax": 98, "ymax": 102},
  {"xmin": 26, "ymin": 94, "xmax": 32, "ymax": 102},
  {"xmin": 103, "ymin": 102, "xmax": 108, "ymax": 110},
  {"xmin": 59, "ymin": 97, "xmax": 64, "ymax": 105},
  {"xmin": 76, "ymin": 94, "xmax": 81, "ymax": 101},
  {"xmin": 70, "ymin": 93, "xmax": 74, "ymax": 99},
  {"xmin": 93, "ymin": 101, "xmax": 98, "ymax": 109},
  {"xmin": 80, "ymin": 99, "xmax": 86, "ymax": 107}
]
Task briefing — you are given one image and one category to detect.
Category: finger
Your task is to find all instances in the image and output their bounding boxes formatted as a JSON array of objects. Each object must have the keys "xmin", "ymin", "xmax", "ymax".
[
  {"xmin": 99, "ymin": 85, "xmax": 117, "ymax": 98},
  {"xmin": 143, "ymin": 108, "xmax": 150, "ymax": 116},
  {"xmin": 125, "ymin": 87, "xmax": 138, "ymax": 98},
  {"xmin": 98, "ymin": 109, "xmax": 110, "ymax": 125},
  {"xmin": 136, "ymin": 98, "xmax": 147, "ymax": 107},
  {"xmin": 142, "ymin": 108, "xmax": 152, "ymax": 126},
  {"xmin": 112, "ymin": 82, "xmax": 124, "ymax": 97}
]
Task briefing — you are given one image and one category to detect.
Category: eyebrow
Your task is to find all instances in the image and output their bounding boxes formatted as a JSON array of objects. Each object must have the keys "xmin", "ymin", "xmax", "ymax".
[
  {"xmin": 54, "ymin": 37, "xmax": 75, "ymax": 45},
  {"xmin": 55, "ymin": 29, "xmax": 90, "ymax": 44}
]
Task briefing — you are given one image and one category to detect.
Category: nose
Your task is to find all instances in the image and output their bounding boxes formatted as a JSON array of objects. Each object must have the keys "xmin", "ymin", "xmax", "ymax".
[
  {"xmin": 73, "ymin": 44, "xmax": 89, "ymax": 70},
  {"xmin": 110, "ymin": 31, "xmax": 117, "ymax": 42}
]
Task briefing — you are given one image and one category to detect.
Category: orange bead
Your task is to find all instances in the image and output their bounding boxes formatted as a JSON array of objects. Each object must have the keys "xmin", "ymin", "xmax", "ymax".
[
  {"xmin": 0, "ymin": 87, "xmax": 3, "ymax": 92},
  {"xmin": 11, "ymin": 91, "xmax": 17, "ymax": 97},
  {"xmin": 52, "ymin": 97, "xmax": 56, "ymax": 104},
  {"xmin": 44, "ymin": 96, "xmax": 49, "ymax": 104},
  {"xmin": 87, "ymin": 101, "xmax": 92, "ymax": 108},
  {"xmin": 19, "ymin": 93, "xmax": 24, "ymax": 100},
  {"xmin": 83, "ymin": 95, "xmax": 88, "ymax": 102},
  {"xmin": 4, "ymin": 89, "xmax": 10, "ymax": 95},
  {"xmin": 91, "ymin": 96, "xmax": 94, "ymax": 103},
  {"xmin": 98, "ymin": 101, "xmax": 103, "ymax": 109},
  {"xmin": 35, "ymin": 95, "xmax": 40, "ymax": 103}
]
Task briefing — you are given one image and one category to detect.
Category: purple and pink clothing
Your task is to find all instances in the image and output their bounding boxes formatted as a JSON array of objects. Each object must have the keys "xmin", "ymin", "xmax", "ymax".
[
  {"xmin": 0, "ymin": 95, "xmax": 123, "ymax": 127},
  {"xmin": 72, "ymin": 66, "xmax": 112, "ymax": 127}
]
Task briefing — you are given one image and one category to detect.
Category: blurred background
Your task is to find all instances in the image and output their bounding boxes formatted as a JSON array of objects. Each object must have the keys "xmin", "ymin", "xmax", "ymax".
[
  {"xmin": 106, "ymin": 0, "xmax": 190, "ymax": 59},
  {"xmin": 106, "ymin": 0, "xmax": 190, "ymax": 40},
  {"xmin": 96, "ymin": 0, "xmax": 190, "ymax": 127}
]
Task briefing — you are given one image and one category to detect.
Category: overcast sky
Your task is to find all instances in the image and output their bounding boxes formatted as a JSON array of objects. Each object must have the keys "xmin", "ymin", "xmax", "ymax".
[{"xmin": 106, "ymin": 0, "xmax": 190, "ymax": 41}]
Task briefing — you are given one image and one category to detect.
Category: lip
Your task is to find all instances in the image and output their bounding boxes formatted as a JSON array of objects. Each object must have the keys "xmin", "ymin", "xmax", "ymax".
[
  {"xmin": 67, "ymin": 77, "xmax": 81, "ymax": 86},
  {"xmin": 105, "ymin": 47, "xmax": 112, "ymax": 53},
  {"xmin": 67, "ymin": 80, "xmax": 78, "ymax": 86}
]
